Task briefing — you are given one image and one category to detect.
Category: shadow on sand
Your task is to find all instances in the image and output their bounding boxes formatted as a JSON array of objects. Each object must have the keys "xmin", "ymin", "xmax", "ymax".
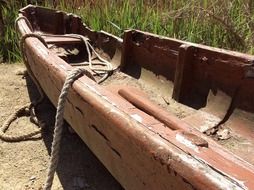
[{"xmin": 25, "ymin": 73, "xmax": 123, "ymax": 190}]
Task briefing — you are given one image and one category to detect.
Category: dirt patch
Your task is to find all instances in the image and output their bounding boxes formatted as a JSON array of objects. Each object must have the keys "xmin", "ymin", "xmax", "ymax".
[{"xmin": 0, "ymin": 63, "xmax": 123, "ymax": 190}]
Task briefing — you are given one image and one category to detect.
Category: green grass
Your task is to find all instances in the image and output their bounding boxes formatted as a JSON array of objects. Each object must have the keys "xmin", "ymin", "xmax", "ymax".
[
  {"xmin": 1, "ymin": 0, "xmax": 254, "ymax": 62},
  {"xmin": 0, "ymin": 1, "xmax": 23, "ymax": 62}
]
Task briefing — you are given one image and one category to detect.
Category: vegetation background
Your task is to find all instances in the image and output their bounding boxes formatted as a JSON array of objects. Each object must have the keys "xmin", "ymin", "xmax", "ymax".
[{"xmin": 0, "ymin": 0, "xmax": 253, "ymax": 62}]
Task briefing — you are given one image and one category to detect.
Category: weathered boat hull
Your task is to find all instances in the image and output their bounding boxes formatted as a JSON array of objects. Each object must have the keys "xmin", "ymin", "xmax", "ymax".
[{"xmin": 17, "ymin": 5, "xmax": 254, "ymax": 190}]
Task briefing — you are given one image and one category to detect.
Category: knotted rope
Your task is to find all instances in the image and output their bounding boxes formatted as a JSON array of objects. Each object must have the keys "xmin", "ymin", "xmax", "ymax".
[
  {"xmin": 43, "ymin": 68, "xmax": 91, "ymax": 190},
  {"xmin": 40, "ymin": 33, "xmax": 113, "ymax": 83},
  {"xmin": 16, "ymin": 16, "xmax": 112, "ymax": 84},
  {"xmin": 0, "ymin": 103, "xmax": 42, "ymax": 142},
  {"xmin": 0, "ymin": 33, "xmax": 47, "ymax": 142}
]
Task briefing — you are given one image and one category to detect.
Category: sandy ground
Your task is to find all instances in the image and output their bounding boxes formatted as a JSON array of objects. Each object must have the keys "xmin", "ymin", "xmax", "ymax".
[{"xmin": 0, "ymin": 63, "xmax": 123, "ymax": 190}]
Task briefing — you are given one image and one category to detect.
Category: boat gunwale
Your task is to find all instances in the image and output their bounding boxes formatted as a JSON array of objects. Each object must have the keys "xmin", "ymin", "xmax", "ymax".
[{"xmin": 16, "ymin": 5, "xmax": 254, "ymax": 190}]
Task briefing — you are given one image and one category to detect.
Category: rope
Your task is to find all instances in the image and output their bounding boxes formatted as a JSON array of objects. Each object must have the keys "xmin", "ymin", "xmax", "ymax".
[
  {"xmin": 15, "ymin": 16, "xmax": 34, "ymax": 33},
  {"xmin": 15, "ymin": 17, "xmax": 113, "ymax": 84},
  {"xmin": 16, "ymin": 17, "xmax": 112, "ymax": 83},
  {"xmin": 19, "ymin": 33, "xmax": 48, "ymax": 111},
  {"xmin": 43, "ymin": 68, "xmax": 89, "ymax": 190},
  {"xmin": 41, "ymin": 33, "xmax": 113, "ymax": 83},
  {"xmin": 0, "ymin": 33, "xmax": 47, "ymax": 142},
  {"xmin": 14, "ymin": 19, "xmax": 109, "ymax": 189},
  {"xmin": 0, "ymin": 104, "xmax": 42, "ymax": 142}
]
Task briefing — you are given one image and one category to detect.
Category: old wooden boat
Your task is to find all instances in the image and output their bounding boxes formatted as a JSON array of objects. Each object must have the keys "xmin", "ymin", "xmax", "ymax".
[{"xmin": 16, "ymin": 5, "xmax": 254, "ymax": 190}]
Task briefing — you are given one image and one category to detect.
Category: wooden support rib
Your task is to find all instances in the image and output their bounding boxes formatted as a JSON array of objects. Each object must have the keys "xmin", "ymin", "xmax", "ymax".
[
  {"xmin": 120, "ymin": 30, "xmax": 133, "ymax": 69},
  {"xmin": 173, "ymin": 44, "xmax": 195, "ymax": 102}
]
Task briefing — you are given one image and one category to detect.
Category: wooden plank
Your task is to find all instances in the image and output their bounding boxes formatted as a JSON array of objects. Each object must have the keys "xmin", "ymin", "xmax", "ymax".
[{"xmin": 173, "ymin": 44, "xmax": 195, "ymax": 103}]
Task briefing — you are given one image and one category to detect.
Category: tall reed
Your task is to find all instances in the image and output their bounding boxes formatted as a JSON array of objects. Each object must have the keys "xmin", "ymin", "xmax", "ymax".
[
  {"xmin": 0, "ymin": 0, "xmax": 30, "ymax": 62},
  {"xmin": 1, "ymin": 0, "xmax": 253, "ymax": 63}
]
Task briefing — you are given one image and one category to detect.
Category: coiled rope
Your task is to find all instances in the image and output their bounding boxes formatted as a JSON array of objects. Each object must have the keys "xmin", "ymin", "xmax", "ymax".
[{"xmin": 0, "ymin": 33, "xmax": 47, "ymax": 142}]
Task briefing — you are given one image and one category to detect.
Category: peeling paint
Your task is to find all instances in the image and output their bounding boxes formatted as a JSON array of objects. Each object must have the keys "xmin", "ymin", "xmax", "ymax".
[
  {"xmin": 37, "ymin": 45, "xmax": 48, "ymax": 58},
  {"xmin": 131, "ymin": 114, "xmax": 143, "ymax": 123},
  {"xmin": 229, "ymin": 177, "xmax": 248, "ymax": 190},
  {"xmin": 86, "ymin": 84, "xmax": 101, "ymax": 95},
  {"xmin": 178, "ymin": 154, "xmax": 244, "ymax": 190},
  {"xmin": 176, "ymin": 134, "xmax": 200, "ymax": 153},
  {"xmin": 198, "ymin": 111, "xmax": 221, "ymax": 132}
]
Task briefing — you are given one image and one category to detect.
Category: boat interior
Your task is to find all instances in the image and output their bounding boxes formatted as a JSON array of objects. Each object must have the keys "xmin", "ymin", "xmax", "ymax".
[{"xmin": 19, "ymin": 5, "xmax": 254, "ymax": 167}]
